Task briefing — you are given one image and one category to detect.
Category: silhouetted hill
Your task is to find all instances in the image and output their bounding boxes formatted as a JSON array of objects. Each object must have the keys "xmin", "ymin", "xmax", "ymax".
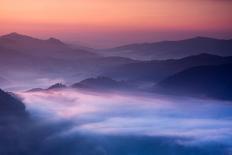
[
  {"xmin": 103, "ymin": 37, "xmax": 232, "ymax": 60},
  {"xmin": 72, "ymin": 77, "xmax": 130, "ymax": 91},
  {"xmin": 0, "ymin": 32, "xmax": 66, "ymax": 51},
  {"xmin": 0, "ymin": 89, "xmax": 27, "ymax": 118},
  {"xmin": 47, "ymin": 83, "xmax": 67, "ymax": 90},
  {"xmin": 103, "ymin": 53, "xmax": 232, "ymax": 82},
  {"xmin": 26, "ymin": 83, "xmax": 67, "ymax": 92},
  {"xmin": 26, "ymin": 88, "xmax": 44, "ymax": 92},
  {"xmin": 155, "ymin": 63, "xmax": 232, "ymax": 100}
]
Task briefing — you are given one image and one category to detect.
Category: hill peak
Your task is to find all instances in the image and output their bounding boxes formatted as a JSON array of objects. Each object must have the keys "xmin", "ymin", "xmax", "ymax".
[
  {"xmin": 5, "ymin": 32, "xmax": 20, "ymax": 36},
  {"xmin": 2, "ymin": 32, "xmax": 29, "ymax": 39},
  {"xmin": 187, "ymin": 53, "xmax": 222, "ymax": 59},
  {"xmin": 187, "ymin": 36, "xmax": 221, "ymax": 41},
  {"xmin": 1, "ymin": 32, "xmax": 42, "ymax": 42},
  {"xmin": 193, "ymin": 36, "xmax": 212, "ymax": 39},
  {"xmin": 1, "ymin": 33, "xmax": 64, "ymax": 43},
  {"xmin": 47, "ymin": 37, "xmax": 64, "ymax": 45},
  {"xmin": 47, "ymin": 83, "xmax": 67, "ymax": 90}
]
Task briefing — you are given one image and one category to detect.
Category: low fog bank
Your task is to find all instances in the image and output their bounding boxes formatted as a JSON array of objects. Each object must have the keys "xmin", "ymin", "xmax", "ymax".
[{"xmin": 9, "ymin": 89, "xmax": 231, "ymax": 155}]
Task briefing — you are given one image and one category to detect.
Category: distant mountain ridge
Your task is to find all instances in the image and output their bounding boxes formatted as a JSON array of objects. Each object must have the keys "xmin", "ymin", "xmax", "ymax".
[
  {"xmin": 102, "ymin": 37, "xmax": 232, "ymax": 60},
  {"xmin": 0, "ymin": 32, "xmax": 98, "ymax": 60},
  {"xmin": 0, "ymin": 32, "xmax": 67, "ymax": 50},
  {"xmin": 0, "ymin": 33, "xmax": 140, "ymax": 84}
]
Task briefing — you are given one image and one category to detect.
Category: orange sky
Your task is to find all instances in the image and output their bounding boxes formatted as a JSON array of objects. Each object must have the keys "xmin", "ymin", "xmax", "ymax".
[{"xmin": 1, "ymin": 0, "xmax": 232, "ymax": 47}]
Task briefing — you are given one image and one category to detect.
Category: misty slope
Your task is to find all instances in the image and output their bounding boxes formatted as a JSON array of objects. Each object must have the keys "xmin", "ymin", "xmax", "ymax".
[
  {"xmin": 103, "ymin": 37, "xmax": 232, "ymax": 60},
  {"xmin": 0, "ymin": 33, "xmax": 99, "ymax": 78},
  {"xmin": 103, "ymin": 53, "xmax": 232, "ymax": 82},
  {"xmin": 0, "ymin": 77, "xmax": 9, "ymax": 86},
  {"xmin": 0, "ymin": 46, "xmax": 46, "ymax": 70},
  {"xmin": 0, "ymin": 42, "xmax": 136, "ymax": 74},
  {"xmin": 0, "ymin": 45, "xmax": 74, "ymax": 83},
  {"xmin": 155, "ymin": 63, "xmax": 232, "ymax": 100}
]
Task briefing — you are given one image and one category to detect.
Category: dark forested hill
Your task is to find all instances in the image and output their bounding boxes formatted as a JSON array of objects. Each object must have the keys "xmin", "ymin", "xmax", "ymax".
[
  {"xmin": 103, "ymin": 53, "xmax": 232, "ymax": 82},
  {"xmin": 155, "ymin": 63, "xmax": 232, "ymax": 100}
]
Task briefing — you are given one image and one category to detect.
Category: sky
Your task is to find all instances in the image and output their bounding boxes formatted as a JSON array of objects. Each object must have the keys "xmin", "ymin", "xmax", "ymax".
[{"xmin": 1, "ymin": 0, "xmax": 232, "ymax": 48}]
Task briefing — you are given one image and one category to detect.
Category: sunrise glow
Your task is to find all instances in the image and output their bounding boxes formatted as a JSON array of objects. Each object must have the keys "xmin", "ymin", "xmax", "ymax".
[{"xmin": 1, "ymin": 0, "xmax": 232, "ymax": 47}]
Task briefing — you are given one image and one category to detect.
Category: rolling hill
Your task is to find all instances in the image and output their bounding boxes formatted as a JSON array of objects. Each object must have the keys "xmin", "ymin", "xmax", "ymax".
[
  {"xmin": 102, "ymin": 37, "xmax": 232, "ymax": 60},
  {"xmin": 0, "ymin": 32, "xmax": 98, "ymax": 60},
  {"xmin": 103, "ymin": 53, "xmax": 232, "ymax": 82},
  {"xmin": 72, "ymin": 77, "xmax": 131, "ymax": 91}
]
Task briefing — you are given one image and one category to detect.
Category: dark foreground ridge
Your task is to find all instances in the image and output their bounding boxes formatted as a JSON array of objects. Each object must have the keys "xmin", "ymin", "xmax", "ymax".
[{"xmin": 0, "ymin": 89, "xmax": 27, "ymax": 118}]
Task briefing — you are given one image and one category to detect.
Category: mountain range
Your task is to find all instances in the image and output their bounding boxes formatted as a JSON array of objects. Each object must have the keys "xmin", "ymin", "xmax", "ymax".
[
  {"xmin": 1, "ymin": 32, "xmax": 232, "ymax": 100},
  {"xmin": 0, "ymin": 32, "xmax": 98, "ymax": 60},
  {"xmin": 103, "ymin": 53, "xmax": 232, "ymax": 82},
  {"xmin": 0, "ymin": 33, "xmax": 138, "ymax": 85},
  {"xmin": 101, "ymin": 37, "xmax": 232, "ymax": 60},
  {"xmin": 27, "ymin": 77, "xmax": 132, "ymax": 92}
]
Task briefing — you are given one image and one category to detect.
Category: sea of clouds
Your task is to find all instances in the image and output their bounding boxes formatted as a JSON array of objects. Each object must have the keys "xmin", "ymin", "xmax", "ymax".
[{"xmin": 18, "ymin": 89, "xmax": 232, "ymax": 148}]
